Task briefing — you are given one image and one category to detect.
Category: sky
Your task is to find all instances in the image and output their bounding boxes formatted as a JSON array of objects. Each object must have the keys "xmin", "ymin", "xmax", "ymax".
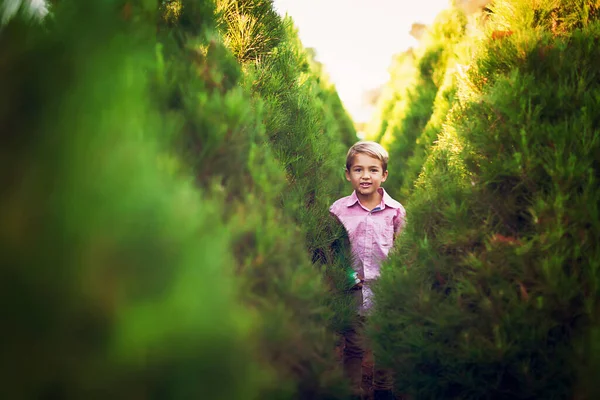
[{"xmin": 272, "ymin": 0, "xmax": 451, "ymax": 124}]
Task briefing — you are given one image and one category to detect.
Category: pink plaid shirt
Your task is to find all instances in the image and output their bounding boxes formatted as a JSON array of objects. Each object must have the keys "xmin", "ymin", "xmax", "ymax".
[{"xmin": 330, "ymin": 188, "xmax": 406, "ymax": 312}]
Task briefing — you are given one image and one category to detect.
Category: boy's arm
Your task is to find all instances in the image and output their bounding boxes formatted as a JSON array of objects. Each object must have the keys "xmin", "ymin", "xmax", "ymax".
[
  {"xmin": 329, "ymin": 200, "xmax": 339, "ymax": 218},
  {"xmin": 330, "ymin": 202, "xmax": 364, "ymax": 290},
  {"xmin": 393, "ymin": 205, "xmax": 407, "ymax": 240}
]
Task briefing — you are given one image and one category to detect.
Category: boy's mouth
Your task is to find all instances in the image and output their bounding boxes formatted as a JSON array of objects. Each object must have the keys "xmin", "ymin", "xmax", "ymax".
[{"xmin": 359, "ymin": 182, "xmax": 372, "ymax": 188}]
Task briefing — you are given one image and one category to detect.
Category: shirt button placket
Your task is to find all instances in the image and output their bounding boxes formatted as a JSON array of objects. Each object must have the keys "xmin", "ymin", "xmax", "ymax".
[{"xmin": 364, "ymin": 213, "xmax": 372, "ymax": 279}]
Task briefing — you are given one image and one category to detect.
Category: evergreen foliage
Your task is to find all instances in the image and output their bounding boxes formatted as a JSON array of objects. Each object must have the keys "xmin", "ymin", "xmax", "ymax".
[
  {"xmin": 1, "ymin": 2, "xmax": 259, "ymax": 397},
  {"xmin": 366, "ymin": 50, "xmax": 417, "ymax": 144},
  {"xmin": 369, "ymin": 1, "xmax": 600, "ymax": 399},
  {"xmin": 242, "ymin": 19, "xmax": 353, "ymax": 263},
  {"xmin": 367, "ymin": 8, "xmax": 468, "ymax": 201},
  {"xmin": 1, "ymin": 0, "xmax": 356, "ymax": 398}
]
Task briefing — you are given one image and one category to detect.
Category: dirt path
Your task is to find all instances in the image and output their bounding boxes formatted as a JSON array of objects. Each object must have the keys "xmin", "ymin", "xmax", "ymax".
[{"xmin": 361, "ymin": 350, "xmax": 374, "ymax": 400}]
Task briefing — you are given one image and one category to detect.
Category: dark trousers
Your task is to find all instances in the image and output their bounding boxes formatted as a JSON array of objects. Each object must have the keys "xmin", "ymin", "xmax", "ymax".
[{"xmin": 343, "ymin": 290, "xmax": 393, "ymax": 396}]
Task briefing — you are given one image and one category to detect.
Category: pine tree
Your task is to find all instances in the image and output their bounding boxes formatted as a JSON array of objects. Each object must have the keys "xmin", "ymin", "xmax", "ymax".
[
  {"xmin": 1, "ymin": 0, "xmax": 357, "ymax": 398},
  {"xmin": 0, "ymin": 1, "xmax": 261, "ymax": 397},
  {"xmin": 164, "ymin": 1, "xmax": 356, "ymax": 396},
  {"xmin": 368, "ymin": 8, "xmax": 468, "ymax": 202},
  {"xmin": 369, "ymin": 1, "xmax": 600, "ymax": 398}
]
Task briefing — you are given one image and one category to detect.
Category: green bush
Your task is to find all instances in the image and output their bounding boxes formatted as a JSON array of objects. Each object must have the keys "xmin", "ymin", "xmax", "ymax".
[
  {"xmin": 1, "ymin": 0, "xmax": 356, "ymax": 398},
  {"xmin": 368, "ymin": 8, "xmax": 468, "ymax": 201},
  {"xmin": 0, "ymin": 2, "xmax": 260, "ymax": 397},
  {"xmin": 369, "ymin": 1, "xmax": 600, "ymax": 398}
]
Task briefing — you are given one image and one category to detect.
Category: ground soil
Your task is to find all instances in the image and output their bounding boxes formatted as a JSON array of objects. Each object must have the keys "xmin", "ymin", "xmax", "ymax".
[{"xmin": 361, "ymin": 349, "xmax": 375, "ymax": 400}]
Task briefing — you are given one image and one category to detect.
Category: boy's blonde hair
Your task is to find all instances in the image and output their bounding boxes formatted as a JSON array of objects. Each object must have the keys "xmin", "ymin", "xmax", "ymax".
[{"xmin": 346, "ymin": 141, "xmax": 389, "ymax": 171}]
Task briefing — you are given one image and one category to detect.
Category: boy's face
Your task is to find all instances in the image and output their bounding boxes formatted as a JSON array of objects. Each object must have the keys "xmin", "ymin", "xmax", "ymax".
[{"xmin": 345, "ymin": 153, "xmax": 388, "ymax": 199}]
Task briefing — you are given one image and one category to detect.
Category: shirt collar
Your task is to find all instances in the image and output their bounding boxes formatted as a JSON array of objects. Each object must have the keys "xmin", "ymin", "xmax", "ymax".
[{"xmin": 346, "ymin": 187, "xmax": 400, "ymax": 209}]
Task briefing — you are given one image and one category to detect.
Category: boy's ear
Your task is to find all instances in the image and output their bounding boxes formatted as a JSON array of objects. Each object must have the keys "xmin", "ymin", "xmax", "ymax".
[
  {"xmin": 345, "ymin": 169, "xmax": 351, "ymax": 181},
  {"xmin": 382, "ymin": 170, "xmax": 388, "ymax": 182}
]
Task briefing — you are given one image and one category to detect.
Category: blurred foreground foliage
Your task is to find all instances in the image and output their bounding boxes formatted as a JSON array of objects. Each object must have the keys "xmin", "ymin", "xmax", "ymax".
[{"xmin": 0, "ymin": 0, "xmax": 357, "ymax": 398}]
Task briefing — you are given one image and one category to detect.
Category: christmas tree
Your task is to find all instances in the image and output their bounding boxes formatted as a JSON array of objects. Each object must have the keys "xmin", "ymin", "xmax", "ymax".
[
  {"xmin": 369, "ymin": 1, "xmax": 600, "ymax": 398},
  {"xmin": 0, "ymin": 0, "xmax": 356, "ymax": 398}
]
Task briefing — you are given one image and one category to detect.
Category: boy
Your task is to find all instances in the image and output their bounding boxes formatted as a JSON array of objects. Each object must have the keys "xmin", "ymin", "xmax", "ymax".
[{"xmin": 329, "ymin": 141, "xmax": 406, "ymax": 400}]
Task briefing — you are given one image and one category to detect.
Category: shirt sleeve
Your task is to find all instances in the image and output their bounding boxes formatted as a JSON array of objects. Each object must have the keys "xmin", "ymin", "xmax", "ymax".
[
  {"xmin": 393, "ymin": 205, "xmax": 407, "ymax": 234},
  {"xmin": 329, "ymin": 202, "xmax": 339, "ymax": 218}
]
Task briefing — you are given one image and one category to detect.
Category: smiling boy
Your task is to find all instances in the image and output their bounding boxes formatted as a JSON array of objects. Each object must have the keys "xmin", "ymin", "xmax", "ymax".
[{"xmin": 329, "ymin": 141, "xmax": 406, "ymax": 400}]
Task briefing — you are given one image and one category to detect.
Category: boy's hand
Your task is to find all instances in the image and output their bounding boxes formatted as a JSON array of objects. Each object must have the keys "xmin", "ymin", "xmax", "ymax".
[
  {"xmin": 350, "ymin": 280, "xmax": 363, "ymax": 290},
  {"xmin": 350, "ymin": 272, "xmax": 364, "ymax": 290}
]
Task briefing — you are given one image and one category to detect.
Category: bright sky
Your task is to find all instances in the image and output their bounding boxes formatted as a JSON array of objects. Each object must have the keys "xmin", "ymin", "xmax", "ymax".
[{"xmin": 273, "ymin": 0, "xmax": 451, "ymax": 124}]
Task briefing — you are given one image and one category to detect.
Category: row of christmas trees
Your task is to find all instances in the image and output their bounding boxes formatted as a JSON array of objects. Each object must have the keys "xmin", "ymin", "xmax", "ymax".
[
  {"xmin": 367, "ymin": 0, "xmax": 600, "ymax": 398},
  {"xmin": 0, "ymin": 0, "xmax": 358, "ymax": 398}
]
